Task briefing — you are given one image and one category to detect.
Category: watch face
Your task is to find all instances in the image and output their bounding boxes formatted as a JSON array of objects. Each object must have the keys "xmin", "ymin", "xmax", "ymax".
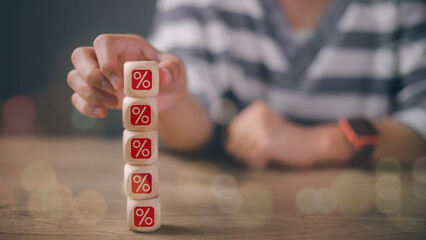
[{"xmin": 350, "ymin": 119, "xmax": 378, "ymax": 136}]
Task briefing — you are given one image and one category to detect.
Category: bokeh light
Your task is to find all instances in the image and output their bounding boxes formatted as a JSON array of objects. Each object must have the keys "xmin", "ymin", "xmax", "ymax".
[
  {"xmin": 412, "ymin": 157, "xmax": 426, "ymax": 184},
  {"xmin": 412, "ymin": 180, "xmax": 426, "ymax": 200},
  {"xmin": 296, "ymin": 187, "xmax": 316, "ymax": 215},
  {"xmin": 175, "ymin": 181, "xmax": 214, "ymax": 205},
  {"xmin": 21, "ymin": 160, "xmax": 57, "ymax": 193},
  {"xmin": 1, "ymin": 95, "xmax": 37, "ymax": 134},
  {"xmin": 71, "ymin": 108, "xmax": 97, "ymax": 131},
  {"xmin": 375, "ymin": 196, "xmax": 401, "ymax": 215},
  {"xmin": 0, "ymin": 186, "xmax": 17, "ymax": 220},
  {"xmin": 210, "ymin": 174, "xmax": 239, "ymax": 199},
  {"xmin": 332, "ymin": 170, "xmax": 374, "ymax": 214},
  {"xmin": 375, "ymin": 157, "xmax": 401, "ymax": 177},
  {"xmin": 211, "ymin": 174, "xmax": 242, "ymax": 214},
  {"xmin": 216, "ymin": 190, "xmax": 243, "ymax": 214},
  {"xmin": 27, "ymin": 183, "xmax": 73, "ymax": 221},
  {"xmin": 174, "ymin": 162, "xmax": 217, "ymax": 205},
  {"xmin": 232, "ymin": 182, "xmax": 273, "ymax": 227},
  {"xmin": 210, "ymin": 97, "xmax": 238, "ymax": 125},
  {"xmin": 312, "ymin": 188, "xmax": 339, "ymax": 214},
  {"xmin": 374, "ymin": 157, "xmax": 403, "ymax": 215},
  {"xmin": 72, "ymin": 190, "xmax": 107, "ymax": 225},
  {"xmin": 296, "ymin": 187, "xmax": 339, "ymax": 215},
  {"xmin": 375, "ymin": 174, "xmax": 402, "ymax": 201}
]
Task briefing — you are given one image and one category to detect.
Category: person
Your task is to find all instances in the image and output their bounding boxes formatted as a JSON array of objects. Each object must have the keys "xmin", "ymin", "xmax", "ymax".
[{"xmin": 67, "ymin": 0, "xmax": 426, "ymax": 168}]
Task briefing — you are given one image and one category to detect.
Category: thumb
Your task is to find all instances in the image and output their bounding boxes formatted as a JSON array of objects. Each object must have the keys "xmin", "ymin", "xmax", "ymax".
[{"xmin": 157, "ymin": 53, "xmax": 185, "ymax": 88}]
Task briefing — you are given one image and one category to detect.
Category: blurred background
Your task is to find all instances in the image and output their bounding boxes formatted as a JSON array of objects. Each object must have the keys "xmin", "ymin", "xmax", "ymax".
[
  {"xmin": 0, "ymin": 0, "xmax": 157, "ymax": 136},
  {"xmin": 0, "ymin": 2, "xmax": 425, "ymax": 236}
]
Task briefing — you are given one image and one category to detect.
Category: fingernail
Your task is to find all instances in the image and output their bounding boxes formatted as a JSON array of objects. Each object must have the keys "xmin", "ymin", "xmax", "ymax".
[
  {"xmin": 110, "ymin": 74, "xmax": 121, "ymax": 90},
  {"xmin": 94, "ymin": 107, "xmax": 105, "ymax": 117},
  {"xmin": 101, "ymin": 78, "xmax": 115, "ymax": 92},
  {"xmin": 161, "ymin": 67, "xmax": 172, "ymax": 85}
]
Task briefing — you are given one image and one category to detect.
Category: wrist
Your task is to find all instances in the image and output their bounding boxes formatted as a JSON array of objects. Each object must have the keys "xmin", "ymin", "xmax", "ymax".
[
  {"xmin": 158, "ymin": 90, "xmax": 213, "ymax": 151},
  {"xmin": 313, "ymin": 124, "xmax": 353, "ymax": 166}
]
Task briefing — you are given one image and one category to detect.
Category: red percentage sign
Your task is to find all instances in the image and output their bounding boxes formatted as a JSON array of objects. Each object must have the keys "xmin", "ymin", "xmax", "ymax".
[
  {"xmin": 131, "ymin": 138, "xmax": 151, "ymax": 158},
  {"xmin": 132, "ymin": 173, "xmax": 152, "ymax": 193},
  {"xmin": 132, "ymin": 70, "xmax": 152, "ymax": 90},
  {"xmin": 134, "ymin": 207, "xmax": 154, "ymax": 227},
  {"xmin": 131, "ymin": 105, "xmax": 151, "ymax": 125}
]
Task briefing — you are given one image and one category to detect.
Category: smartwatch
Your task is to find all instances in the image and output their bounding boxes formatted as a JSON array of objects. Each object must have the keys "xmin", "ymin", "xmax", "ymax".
[{"xmin": 338, "ymin": 118, "xmax": 380, "ymax": 168}]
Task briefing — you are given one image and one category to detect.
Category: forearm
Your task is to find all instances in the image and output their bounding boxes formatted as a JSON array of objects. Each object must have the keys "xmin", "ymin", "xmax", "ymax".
[
  {"xmin": 316, "ymin": 119, "xmax": 426, "ymax": 166},
  {"xmin": 158, "ymin": 93, "xmax": 212, "ymax": 152},
  {"xmin": 372, "ymin": 120, "xmax": 425, "ymax": 164}
]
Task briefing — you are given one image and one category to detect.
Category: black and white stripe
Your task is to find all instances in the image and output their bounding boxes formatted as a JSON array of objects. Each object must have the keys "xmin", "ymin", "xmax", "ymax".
[{"xmin": 150, "ymin": 0, "xmax": 426, "ymax": 143}]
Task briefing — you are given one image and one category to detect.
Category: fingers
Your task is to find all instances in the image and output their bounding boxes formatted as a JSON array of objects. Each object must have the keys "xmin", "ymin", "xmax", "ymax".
[
  {"xmin": 70, "ymin": 34, "xmax": 189, "ymax": 119},
  {"xmin": 68, "ymin": 69, "xmax": 119, "ymax": 108},
  {"xmin": 71, "ymin": 93, "xmax": 107, "ymax": 118},
  {"xmin": 71, "ymin": 47, "xmax": 116, "ymax": 94},
  {"xmin": 226, "ymin": 108, "xmax": 253, "ymax": 156},
  {"xmin": 226, "ymin": 122, "xmax": 251, "ymax": 158},
  {"xmin": 158, "ymin": 53, "xmax": 186, "ymax": 90},
  {"xmin": 243, "ymin": 142, "xmax": 269, "ymax": 168},
  {"xmin": 92, "ymin": 34, "xmax": 186, "ymax": 93},
  {"xmin": 227, "ymin": 132, "xmax": 265, "ymax": 168},
  {"xmin": 93, "ymin": 35, "xmax": 123, "ymax": 90},
  {"xmin": 92, "ymin": 34, "xmax": 161, "ymax": 91},
  {"xmin": 225, "ymin": 103, "xmax": 274, "ymax": 168},
  {"xmin": 159, "ymin": 66, "xmax": 172, "ymax": 86},
  {"xmin": 226, "ymin": 122, "xmax": 267, "ymax": 167}
]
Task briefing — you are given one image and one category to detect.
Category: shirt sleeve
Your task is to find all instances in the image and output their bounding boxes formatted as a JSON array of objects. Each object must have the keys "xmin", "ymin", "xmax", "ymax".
[
  {"xmin": 393, "ymin": 1, "xmax": 426, "ymax": 144},
  {"xmin": 149, "ymin": 0, "xmax": 222, "ymax": 110},
  {"xmin": 148, "ymin": 0, "xmax": 229, "ymax": 156}
]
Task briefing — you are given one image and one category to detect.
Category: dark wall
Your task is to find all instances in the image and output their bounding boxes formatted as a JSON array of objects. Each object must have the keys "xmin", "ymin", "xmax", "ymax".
[{"xmin": 0, "ymin": 0, "xmax": 157, "ymax": 136}]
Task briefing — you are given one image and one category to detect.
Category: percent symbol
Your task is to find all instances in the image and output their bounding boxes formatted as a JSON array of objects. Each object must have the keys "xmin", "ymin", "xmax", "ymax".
[
  {"xmin": 133, "ymin": 174, "xmax": 151, "ymax": 193},
  {"xmin": 132, "ymin": 139, "xmax": 150, "ymax": 158},
  {"xmin": 132, "ymin": 106, "xmax": 150, "ymax": 124},
  {"xmin": 135, "ymin": 207, "xmax": 154, "ymax": 226},
  {"xmin": 133, "ymin": 70, "xmax": 151, "ymax": 89}
]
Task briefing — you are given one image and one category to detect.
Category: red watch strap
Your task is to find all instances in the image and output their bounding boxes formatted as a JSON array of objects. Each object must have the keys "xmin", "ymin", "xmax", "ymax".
[{"xmin": 338, "ymin": 118, "xmax": 380, "ymax": 168}]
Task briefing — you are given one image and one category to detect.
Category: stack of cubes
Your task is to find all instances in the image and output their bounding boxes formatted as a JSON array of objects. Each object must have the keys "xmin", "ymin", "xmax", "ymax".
[{"xmin": 122, "ymin": 61, "xmax": 161, "ymax": 232}]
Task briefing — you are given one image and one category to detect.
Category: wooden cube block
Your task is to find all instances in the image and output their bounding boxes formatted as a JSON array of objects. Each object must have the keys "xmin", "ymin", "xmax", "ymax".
[
  {"xmin": 127, "ymin": 196, "xmax": 161, "ymax": 232},
  {"xmin": 124, "ymin": 61, "xmax": 159, "ymax": 98},
  {"xmin": 124, "ymin": 164, "xmax": 159, "ymax": 200},
  {"xmin": 123, "ymin": 130, "xmax": 158, "ymax": 165},
  {"xmin": 122, "ymin": 97, "xmax": 158, "ymax": 131}
]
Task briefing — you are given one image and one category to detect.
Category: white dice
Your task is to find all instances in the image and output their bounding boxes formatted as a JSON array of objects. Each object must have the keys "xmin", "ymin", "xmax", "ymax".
[
  {"xmin": 122, "ymin": 97, "xmax": 158, "ymax": 131},
  {"xmin": 124, "ymin": 61, "xmax": 159, "ymax": 97},
  {"xmin": 127, "ymin": 197, "xmax": 161, "ymax": 232},
  {"xmin": 124, "ymin": 164, "xmax": 159, "ymax": 200},
  {"xmin": 123, "ymin": 61, "xmax": 161, "ymax": 232},
  {"xmin": 122, "ymin": 130, "xmax": 158, "ymax": 165}
]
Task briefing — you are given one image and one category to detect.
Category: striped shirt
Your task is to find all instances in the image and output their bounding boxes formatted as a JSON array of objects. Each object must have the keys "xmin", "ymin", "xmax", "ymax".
[{"xmin": 150, "ymin": 0, "xmax": 426, "ymax": 153}]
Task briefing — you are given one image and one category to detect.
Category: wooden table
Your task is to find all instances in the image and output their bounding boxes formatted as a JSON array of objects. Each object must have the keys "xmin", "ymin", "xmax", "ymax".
[{"xmin": 0, "ymin": 137, "xmax": 425, "ymax": 239}]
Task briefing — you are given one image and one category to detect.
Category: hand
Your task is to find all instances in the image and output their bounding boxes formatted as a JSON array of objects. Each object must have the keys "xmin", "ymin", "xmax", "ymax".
[
  {"xmin": 67, "ymin": 34, "xmax": 187, "ymax": 118},
  {"xmin": 225, "ymin": 101, "xmax": 322, "ymax": 168}
]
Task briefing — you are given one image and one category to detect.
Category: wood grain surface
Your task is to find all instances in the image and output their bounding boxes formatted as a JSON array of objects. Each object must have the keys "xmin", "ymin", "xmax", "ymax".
[{"xmin": 0, "ymin": 137, "xmax": 425, "ymax": 239}]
